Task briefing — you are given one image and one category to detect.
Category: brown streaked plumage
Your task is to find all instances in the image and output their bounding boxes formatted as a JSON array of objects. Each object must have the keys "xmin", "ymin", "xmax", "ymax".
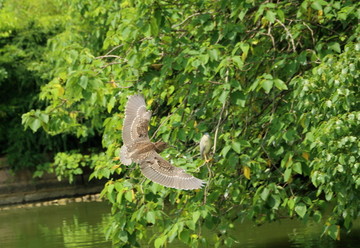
[{"xmin": 120, "ymin": 94, "xmax": 204, "ymax": 190}]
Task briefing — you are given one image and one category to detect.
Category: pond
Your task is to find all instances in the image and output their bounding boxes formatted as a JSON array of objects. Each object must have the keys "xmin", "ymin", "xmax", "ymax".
[{"xmin": 0, "ymin": 199, "xmax": 359, "ymax": 248}]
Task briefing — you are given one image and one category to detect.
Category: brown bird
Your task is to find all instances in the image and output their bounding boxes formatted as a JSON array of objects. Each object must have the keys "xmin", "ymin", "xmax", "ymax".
[{"xmin": 120, "ymin": 94, "xmax": 204, "ymax": 190}]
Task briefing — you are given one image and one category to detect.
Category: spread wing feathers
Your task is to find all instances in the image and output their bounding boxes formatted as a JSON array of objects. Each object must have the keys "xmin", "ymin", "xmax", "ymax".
[
  {"xmin": 120, "ymin": 145, "xmax": 132, "ymax": 165},
  {"xmin": 139, "ymin": 153, "xmax": 204, "ymax": 190},
  {"xmin": 122, "ymin": 95, "xmax": 151, "ymax": 146}
]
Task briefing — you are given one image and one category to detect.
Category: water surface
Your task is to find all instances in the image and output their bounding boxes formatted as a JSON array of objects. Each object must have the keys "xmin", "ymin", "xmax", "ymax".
[
  {"xmin": 0, "ymin": 201, "xmax": 111, "ymax": 248},
  {"xmin": 0, "ymin": 200, "xmax": 359, "ymax": 248}
]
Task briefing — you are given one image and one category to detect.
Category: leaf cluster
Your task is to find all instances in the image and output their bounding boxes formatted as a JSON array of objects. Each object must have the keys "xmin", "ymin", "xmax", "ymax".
[{"xmin": 17, "ymin": 0, "xmax": 360, "ymax": 246}]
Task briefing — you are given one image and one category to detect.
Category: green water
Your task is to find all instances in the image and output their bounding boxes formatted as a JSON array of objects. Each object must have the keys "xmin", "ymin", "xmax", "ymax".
[
  {"xmin": 0, "ymin": 201, "xmax": 112, "ymax": 248},
  {"xmin": 0, "ymin": 200, "xmax": 359, "ymax": 248}
]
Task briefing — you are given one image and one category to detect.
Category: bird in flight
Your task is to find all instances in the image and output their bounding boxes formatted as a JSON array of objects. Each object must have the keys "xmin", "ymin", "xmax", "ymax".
[{"xmin": 120, "ymin": 94, "xmax": 204, "ymax": 190}]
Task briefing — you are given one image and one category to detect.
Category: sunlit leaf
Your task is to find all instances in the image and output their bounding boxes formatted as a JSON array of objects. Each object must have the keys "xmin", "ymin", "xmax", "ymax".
[
  {"xmin": 274, "ymin": 79, "xmax": 288, "ymax": 90},
  {"xmin": 79, "ymin": 75, "xmax": 88, "ymax": 89},
  {"xmin": 262, "ymin": 80, "xmax": 273, "ymax": 94},
  {"xmin": 147, "ymin": 211, "xmax": 156, "ymax": 224},
  {"xmin": 295, "ymin": 203, "xmax": 307, "ymax": 218},
  {"xmin": 243, "ymin": 165, "xmax": 251, "ymax": 179},
  {"xmin": 302, "ymin": 152, "xmax": 310, "ymax": 160},
  {"xmin": 284, "ymin": 167, "xmax": 292, "ymax": 182},
  {"xmin": 29, "ymin": 118, "xmax": 41, "ymax": 132}
]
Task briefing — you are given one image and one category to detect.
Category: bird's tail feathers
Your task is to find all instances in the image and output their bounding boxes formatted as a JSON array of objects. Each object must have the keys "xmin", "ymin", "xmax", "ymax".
[{"xmin": 120, "ymin": 145, "xmax": 132, "ymax": 165}]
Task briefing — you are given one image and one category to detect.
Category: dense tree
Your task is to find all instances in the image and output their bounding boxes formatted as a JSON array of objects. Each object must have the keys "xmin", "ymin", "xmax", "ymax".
[
  {"xmin": 0, "ymin": 0, "xmax": 68, "ymax": 170},
  {"xmin": 0, "ymin": 0, "xmax": 102, "ymax": 175},
  {"xmin": 16, "ymin": 0, "xmax": 360, "ymax": 246}
]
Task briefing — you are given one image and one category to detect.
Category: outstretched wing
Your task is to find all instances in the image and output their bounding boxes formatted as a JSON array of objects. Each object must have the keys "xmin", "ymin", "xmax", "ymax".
[
  {"xmin": 122, "ymin": 94, "xmax": 151, "ymax": 146},
  {"xmin": 120, "ymin": 145, "xmax": 132, "ymax": 165},
  {"xmin": 139, "ymin": 152, "xmax": 204, "ymax": 190}
]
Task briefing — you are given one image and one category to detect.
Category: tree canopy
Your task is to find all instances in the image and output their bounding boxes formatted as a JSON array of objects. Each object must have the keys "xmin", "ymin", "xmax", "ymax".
[{"xmin": 3, "ymin": 0, "xmax": 359, "ymax": 246}]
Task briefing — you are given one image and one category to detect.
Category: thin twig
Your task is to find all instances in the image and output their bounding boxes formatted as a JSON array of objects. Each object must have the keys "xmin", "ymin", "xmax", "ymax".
[
  {"xmin": 105, "ymin": 44, "xmax": 124, "ymax": 56},
  {"xmin": 276, "ymin": 19, "xmax": 296, "ymax": 53},
  {"xmin": 209, "ymin": 81, "xmax": 224, "ymax": 85},
  {"xmin": 48, "ymin": 98, "xmax": 67, "ymax": 113},
  {"xmin": 267, "ymin": 24, "xmax": 276, "ymax": 50},
  {"xmin": 204, "ymin": 70, "xmax": 229, "ymax": 205},
  {"xmin": 95, "ymin": 54, "xmax": 123, "ymax": 59},
  {"xmin": 100, "ymin": 61, "xmax": 125, "ymax": 69},
  {"xmin": 203, "ymin": 163, "xmax": 213, "ymax": 205},
  {"xmin": 172, "ymin": 12, "xmax": 202, "ymax": 28},
  {"xmin": 151, "ymin": 112, "xmax": 174, "ymax": 140},
  {"xmin": 302, "ymin": 21, "xmax": 315, "ymax": 45},
  {"xmin": 213, "ymin": 101, "xmax": 226, "ymax": 154},
  {"xmin": 213, "ymin": 70, "xmax": 229, "ymax": 154}
]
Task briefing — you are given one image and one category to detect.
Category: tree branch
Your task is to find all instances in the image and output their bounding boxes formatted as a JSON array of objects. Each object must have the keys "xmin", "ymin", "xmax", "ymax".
[
  {"xmin": 276, "ymin": 19, "xmax": 296, "ymax": 53},
  {"xmin": 172, "ymin": 12, "xmax": 202, "ymax": 28}
]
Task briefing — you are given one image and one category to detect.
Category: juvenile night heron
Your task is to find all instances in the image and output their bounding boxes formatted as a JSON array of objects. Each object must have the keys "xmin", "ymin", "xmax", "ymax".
[
  {"xmin": 120, "ymin": 94, "xmax": 204, "ymax": 190},
  {"xmin": 200, "ymin": 133, "xmax": 212, "ymax": 163}
]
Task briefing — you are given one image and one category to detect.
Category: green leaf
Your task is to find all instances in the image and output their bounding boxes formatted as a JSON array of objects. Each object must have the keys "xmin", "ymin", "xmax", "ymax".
[
  {"xmin": 311, "ymin": 1, "xmax": 323, "ymax": 10},
  {"xmin": 261, "ymin": 187, "xmax": 270, "ymax": 201},
  {"xmin": 118, "ymin": 230, "xmax": 128, "ymax": 243},
  {"xmin": 29, "ymin": 118, "xmax": 41, "ymax": 132},
  {"xmin": 167, "ymin": 224, "xmax": 179, "ymax": 243},
  {"xmin": 178, "ymin": 128, "xmax": 186, "ymax": 142},
  {"xmin": 293, "ymin": 162, "xmax": 302, "ymax": 174},
  {"xmin": 192, "ymin": 211, "xmax": 201, "ymax": 223},
  {"xmin": 269, "ymin": 195, "xmax": 281, "ymax": 210},
  {"xmin": 180, "ymin": 229, "xmax": 190, "ymax": 243},
  {"xmin": 261, "ymin": 80, "xmax": 273, "ymax": 94},
  {"xmin": 186, "ymin": 219, "xmax": 196, "ymax": 230},
  {"xmin": 231, "ymin": 141, "xmax": 241, "ymax": 154},
  {"xmin": 224, "ymin": 236, "xmax": 235, "ymax": 247},
  {"xmin": 208, "ymin": 48, "xmax": 220, "ymax": 61},
  {"xmin": 313, "ymin": 210, "xmax": 322, "ymax": 222},
  {"xmin": 276, "ymin": 9, "xmax": 285, "ymax": 22},
  {"xmin": 295, "ymin": 203, "xmax": 307, "ymax": 218},
  {"xmin": 325, "ymin": 191, "xmax": 333, "ymax": 201},
  {"xmin": 147, "ymin": 211, "xmax": 156, "ymax": 224},
  {"xmin": 327, "ymin": 225, "xmax": 340, "ymax": 240},
  {"xmin": 239, "ymin": 140, "xmax": 251, "ymax": 147},
  {"xmin": 150, "ymin": 16, "xmax": 159, "ymax": 36},
  {"xmin": 39, "ymin": 113, "xmax": 49, "ymax": 123},
  {"xmin": 107, "ymin": 184, "xmax": 115, "ymax": 193},
  {"xmin": 284, "ymin": 167, "xmax": 292, "ymax": 182},
  {"xmin": 287, "ymin": 198, "xmax": 295, "ymax": 210},
  {"xmin": 221, "ymin": 145, "xmax": 232, "ymax": 157},
  {"xmin": 240, "ymin": 42, "xmax": 250, "ymax": 61},
  {"xmin": 232, "ymin": 56, "xmax": 243, "ymax": 69},
  {"xmin": 274, "ymin": 79, "xmax": 288, "ymax": 90},
  {"xmin": 79, "ymin": 75, "xmax": 88, "ymax": 89},
  {"xmin": 125, "ymin": 190, "xmax": 133, "ymax": 202},
  {"xmin": 328, "ymin": 42, "xmax": 341, "ymax": 53},
  {"xmin": 265, "ymin": 10, "xmax": 276, "ymax": 23},
  {"xmin": 107, "ymin": 96, "xmax": 116, "ymax": 113},
  {"xmin": 219, "ymin": 90, "xmax": 229, "ymax": 104},
  {"xmin": 249, "ymin": 78, "xmax": 260, "ymax": 92},
  {"xmin": 230, "ymin": 90, "xmax": 246, "ymax": 107},
  {"xmin": 199, "ymin": 54, "xmax": 209, "ymax": 65}
]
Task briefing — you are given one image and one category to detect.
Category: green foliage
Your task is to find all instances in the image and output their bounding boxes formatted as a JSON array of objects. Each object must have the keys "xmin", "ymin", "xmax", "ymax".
[
  {"xmin": 0, "ymin": 0, "xmax": 103, "ymax": 172},
  {"xmin": 0, "ymin": 0, "xmax": 68, "ymax": 170},
  {"xmin": 18, "ymin": 0, "xmax": 360, "ymax": 246}
]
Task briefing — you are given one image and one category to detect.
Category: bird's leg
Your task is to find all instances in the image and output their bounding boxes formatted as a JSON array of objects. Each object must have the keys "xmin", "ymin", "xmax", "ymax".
[{"xmin": 204, "ymin": 154, "xmax": 212, "ymax": 163}]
